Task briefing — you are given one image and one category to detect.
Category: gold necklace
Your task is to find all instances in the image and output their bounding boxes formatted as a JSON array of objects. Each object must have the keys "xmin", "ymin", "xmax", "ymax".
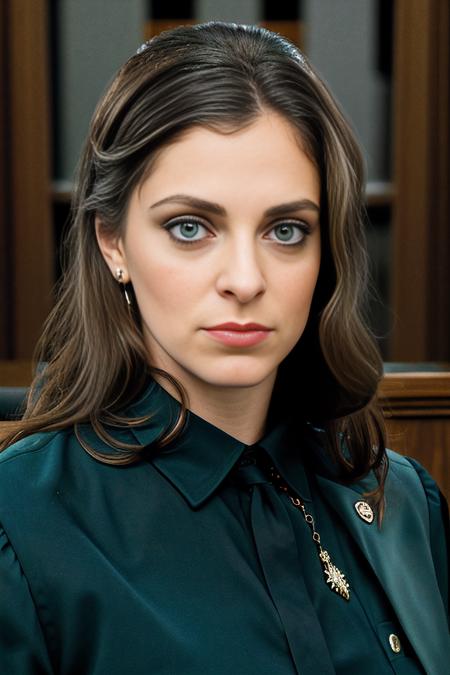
[{"xmin": 268, "ymin": 464, "xmax": 351, "ymax": 601}]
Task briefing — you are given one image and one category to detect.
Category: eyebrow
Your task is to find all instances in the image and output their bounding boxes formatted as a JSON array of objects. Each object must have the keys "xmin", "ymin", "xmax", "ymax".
[{"xmin": 149, "ymin": 194, "xmax": 320, "ymax": 217}]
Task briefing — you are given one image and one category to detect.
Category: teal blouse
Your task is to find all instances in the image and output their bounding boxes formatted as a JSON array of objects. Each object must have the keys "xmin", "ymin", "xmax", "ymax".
[{"xmin": 0, "ymin": 379, "xmax": 448, "ymax": 674}]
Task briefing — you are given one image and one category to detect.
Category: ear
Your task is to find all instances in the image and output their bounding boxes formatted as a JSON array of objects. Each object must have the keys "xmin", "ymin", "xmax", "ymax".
[{"xmin": 95, "ymin": 216, "xmax": 130, "ymax": 283}]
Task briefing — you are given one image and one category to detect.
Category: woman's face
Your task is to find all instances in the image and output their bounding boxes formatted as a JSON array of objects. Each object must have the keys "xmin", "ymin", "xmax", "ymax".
[{"xmin": 97, "ymin": 112, "xmax": 321, "ymax": 396}]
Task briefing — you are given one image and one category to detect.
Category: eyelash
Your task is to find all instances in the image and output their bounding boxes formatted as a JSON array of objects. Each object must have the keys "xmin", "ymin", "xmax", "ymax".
[{"xmin": 161, "ymin": 216, "xmax": 312, "ymax": 247}]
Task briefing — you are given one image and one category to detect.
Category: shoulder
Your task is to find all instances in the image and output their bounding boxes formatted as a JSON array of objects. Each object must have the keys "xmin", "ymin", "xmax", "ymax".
[
  {"xmin": 0, "ymin": 429, "xmax": 72, "ymax": 547},
  {"xmin": 384, "ymin": 449, "xmax": 449, "ymax": 612},
  {"xmin": 0, "ymin": 429, "xmax": 63, "ymax": 465},
  {"xmin": 343, "ymin": 447, "xmax": 448, "ymax": 553},
  {"xmin": 333, "ymin": 446, "xmax": 437, "ymax": 513},
  {"xmin": 394, "ymin": 449, "xmax": 449, "ymax": 572},
  {"xmin": 0, "ymin": 426, "xmax": 109, "ymax": 570},
  {"xmin": 384, "ymin": 448, "xmax": 445, "ymax": 514},
  {"xmin": 379, "ymin": 448, "xmax": 447, "ymax": 534},
  {"xmin": 0, "ymin": 427, "xmax": 85, "ymax": 513},
  {"xmin": 0, "ymin": 427, "xmax": 74, "ymax": 478},
  {"xmin": 385, "ymin": 446, "xmax": 424, "ymax": 479},
  {"xmin": 385, "ymin": 447, "xmax": 427, "ymax": 477},
  {"xmin": 385, "ymin": 447, "xmax": 415, "ymax": 468}
]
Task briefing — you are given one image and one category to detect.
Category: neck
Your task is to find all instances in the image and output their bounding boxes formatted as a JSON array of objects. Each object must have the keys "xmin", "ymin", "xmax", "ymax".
[{"xmin": 153, "ymin": 371, "xmax": 277, "ymax": 445}]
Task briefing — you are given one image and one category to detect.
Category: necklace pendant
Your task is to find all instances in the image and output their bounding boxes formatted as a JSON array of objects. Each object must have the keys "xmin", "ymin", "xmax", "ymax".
[
  {"xmin": 267, "ymin": 464, "xmax": 351, "ymax": 602},
  {"xmin": 320, "ymin": 550, "xmax": 350, "ymax": 601}
]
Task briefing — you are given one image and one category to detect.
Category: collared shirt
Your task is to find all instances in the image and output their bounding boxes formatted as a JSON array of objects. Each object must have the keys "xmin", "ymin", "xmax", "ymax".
[{"xmin": 0, "ymin": 378, "xmax": 440, "ymax": 674}]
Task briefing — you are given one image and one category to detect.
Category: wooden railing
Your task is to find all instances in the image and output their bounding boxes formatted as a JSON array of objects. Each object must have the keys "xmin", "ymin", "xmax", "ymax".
[{"xmin": 379, "ymin": 364, "xmax": 450, "ymax": 499}]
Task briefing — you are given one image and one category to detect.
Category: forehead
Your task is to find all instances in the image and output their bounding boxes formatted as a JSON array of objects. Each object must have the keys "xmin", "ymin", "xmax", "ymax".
[
  {"xmin": 156, "ymin": 113, "xmax": 309, "ymax": 163},
  {"xmin": 138, "ymin": 113, "xmax": 320, "ymax": 203}
]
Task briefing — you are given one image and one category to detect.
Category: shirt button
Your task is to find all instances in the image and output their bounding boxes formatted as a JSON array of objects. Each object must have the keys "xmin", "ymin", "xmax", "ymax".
[{"xmin": 388, "ymin": 633, "xmax": 402, "ymax": 654}]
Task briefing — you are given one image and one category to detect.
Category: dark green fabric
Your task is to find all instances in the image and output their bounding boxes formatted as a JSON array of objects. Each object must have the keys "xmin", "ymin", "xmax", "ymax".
[{"xmin": 0, "ymin": 379, "xmax": 448, "ymax": 674}]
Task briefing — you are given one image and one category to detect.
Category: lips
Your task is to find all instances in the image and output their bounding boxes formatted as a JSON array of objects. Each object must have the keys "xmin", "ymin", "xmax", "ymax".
[
  {"xmin": 203, "ymin": 323, "xmax": 273, "ymax": 347},
  {"xmin": 205, "ymin": 322, "xmax": 271, "ymax": 331}
]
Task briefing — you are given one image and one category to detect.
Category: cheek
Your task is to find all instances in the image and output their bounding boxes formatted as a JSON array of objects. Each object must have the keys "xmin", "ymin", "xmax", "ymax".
[
  {"xmin": 130, "ymin": 255, "xmax": 203, "ymax": 313},
  {"xmin": 277, "ymin": 258, "xmax": 320, "ymax": 316}
]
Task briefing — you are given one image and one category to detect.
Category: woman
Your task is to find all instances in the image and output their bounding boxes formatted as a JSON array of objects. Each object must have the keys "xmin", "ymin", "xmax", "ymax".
[{"xmin": 0, "ymin": 21, "xmax": 448, "ymax": 675}]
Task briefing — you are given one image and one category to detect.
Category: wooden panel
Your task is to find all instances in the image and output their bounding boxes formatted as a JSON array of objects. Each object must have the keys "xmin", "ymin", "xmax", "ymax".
[
  {"xmin": 380, "ymin": 372, "xmax": 450, "ymax": 415},
  {"xmin": 9, "ymin": 0, "xmax": 53, "ymax": 358},
  {"xmin": 379, "ymin": 367, "xmax": 450, "ymax": 498},
  {"xmin": 433, "ymin": 1, "xmax": 450, "ymax": 359},
  {"xmin": 0, "ymin": 360, "xmax": 33, "ymax": 387},
  {"xmin": 391, "ymin": 0, "xmax": 450, "ymax": 360},
  {"xmin": 382, "ymin": 418, "xmax": 449, "ymax": 499},
  {"xmin": 0, "ymin": 3, "xmax": 8, "ymax": 357}
]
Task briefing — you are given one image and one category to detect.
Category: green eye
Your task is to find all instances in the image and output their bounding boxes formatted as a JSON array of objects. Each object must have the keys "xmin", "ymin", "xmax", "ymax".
[
  {"xmin": 275, "ymin": 224, "xmax": 295, "ymax": 241},
  {"xmin": 164, "ymin": 219, "xmax": 209, "ymax": 244},
  {"xmin": 163, "ymin": 218, "xmax": 310, "ymax": 247},
  {"xmin": 178, "ymin": 222, "xmax": 200, "ymax": 238},
  {"xmin": 268, "ymin": 222, "xmax": 308, "ymax": 245}
]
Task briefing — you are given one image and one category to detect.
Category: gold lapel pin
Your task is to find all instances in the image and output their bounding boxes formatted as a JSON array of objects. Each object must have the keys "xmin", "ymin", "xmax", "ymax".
[{"xmin": 354, "ymin": 501, "xmax": 374, "ymax": 523}]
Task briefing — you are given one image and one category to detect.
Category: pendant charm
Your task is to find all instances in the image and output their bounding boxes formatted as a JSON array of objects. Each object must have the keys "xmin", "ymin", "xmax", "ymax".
[
  {"xmin": 320, "ymin": 550, "xmax": 350, "ymax": 600},
  {"xmin": 268, "ymin": 464, "xmax": 351, "ymax": 602}
]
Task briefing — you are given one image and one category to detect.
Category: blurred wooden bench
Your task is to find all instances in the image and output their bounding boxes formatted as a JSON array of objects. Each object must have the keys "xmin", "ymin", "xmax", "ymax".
[
  {"xmin": 1, "ymin": 360, "xmax": 449, "ymax": 499},
  {"xmin": 0, "ymin": 360, "xmax": 34, "ymax": 387},
  {"xmin": 379, "ymin": 363, "xmax": 450, "ymax": 499}
]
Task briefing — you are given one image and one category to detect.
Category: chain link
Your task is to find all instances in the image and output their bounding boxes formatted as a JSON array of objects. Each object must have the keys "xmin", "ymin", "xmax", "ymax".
[{"xmin": 268, "ymin": 465, "xmax": 351, "ymax": 601}]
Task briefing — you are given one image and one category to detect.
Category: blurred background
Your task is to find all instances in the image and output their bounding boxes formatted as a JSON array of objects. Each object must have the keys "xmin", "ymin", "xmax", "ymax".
[{"xmin": 0, "ymin": 0, "xmax": 448, "ymax": 364}]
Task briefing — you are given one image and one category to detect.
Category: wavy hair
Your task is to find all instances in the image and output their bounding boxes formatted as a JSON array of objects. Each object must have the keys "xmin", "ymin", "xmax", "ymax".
[{"xmin": 0, "ymin": 22, "xmax": 387, "ymax": 515}]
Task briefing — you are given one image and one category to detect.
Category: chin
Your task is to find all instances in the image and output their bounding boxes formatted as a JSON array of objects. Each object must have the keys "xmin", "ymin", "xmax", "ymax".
[{"xmin": 191, "ymin": 360, "xmax": 277, "ymax": 389}]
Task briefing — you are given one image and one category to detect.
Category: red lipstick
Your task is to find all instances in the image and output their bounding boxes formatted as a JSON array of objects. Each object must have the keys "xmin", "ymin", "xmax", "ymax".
[
  {"xmin": 203, "ymin": 322, "xmax": 272, "ymax": 347},
  {"xmin": 207, "ymin": 322, "xmax": 270, "ymax": 331}
]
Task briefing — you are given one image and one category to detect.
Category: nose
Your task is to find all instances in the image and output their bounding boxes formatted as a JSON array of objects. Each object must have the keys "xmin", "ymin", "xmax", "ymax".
[{"xmin": 215, "ymin": 236, "xmax": 267, "ymax": 303}]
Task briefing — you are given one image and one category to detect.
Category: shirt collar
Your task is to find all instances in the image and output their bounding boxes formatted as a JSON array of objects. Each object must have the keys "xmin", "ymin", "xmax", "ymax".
[{"xmin": 81, "ymin": 378, "xmax": 315, "ymax": 509}]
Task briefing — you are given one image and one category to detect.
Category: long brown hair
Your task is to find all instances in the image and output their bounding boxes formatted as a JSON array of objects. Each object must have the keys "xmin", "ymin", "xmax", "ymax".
[{"xmin": 1, "ymin": 22, "xmax": 387, "ymax": 513}]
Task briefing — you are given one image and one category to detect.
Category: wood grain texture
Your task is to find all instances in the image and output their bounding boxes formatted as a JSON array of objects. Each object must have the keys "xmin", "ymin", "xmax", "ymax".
[
  {"xmin": 0, "ymin": 360, "xmax": 34, "ymax": 387},
  {"xmin": 379, "ymin": 368, "xmax": 450, "ymax": 498},
  {"xmin": 391, "ymin": 0, "xmax": 450, "ymax": 360},
  {"xmin": 383, "ymin": 418, "xmax": 449, "ymax": 500},
  {"xmin": 0, "ymin": 3, "xmax": 9, "ymax": 357},
  {"xmin": 9, "ymin": 0, "xmax": 53, "ymax": 358}
]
